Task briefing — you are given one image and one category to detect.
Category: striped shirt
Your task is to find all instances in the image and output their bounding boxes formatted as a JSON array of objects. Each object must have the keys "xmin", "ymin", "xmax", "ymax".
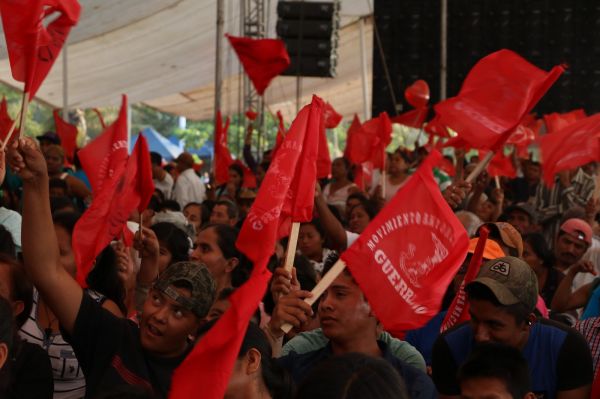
[{"xmin": 575, "ymin": 316, "xmax": 600, "ymax": 375}]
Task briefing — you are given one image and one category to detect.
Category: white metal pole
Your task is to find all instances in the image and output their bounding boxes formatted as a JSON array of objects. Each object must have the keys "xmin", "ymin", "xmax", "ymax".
[
  {"xmin": 359, "ymin": 17, "xmax": 371, "ymax": 120},
  {"xmin": 440, "ymin": 0, "xmax": 448, "ymax": 100},
  {"xmin": 215, "ymin": 0, "xmax": 225, "ymax": 117}
]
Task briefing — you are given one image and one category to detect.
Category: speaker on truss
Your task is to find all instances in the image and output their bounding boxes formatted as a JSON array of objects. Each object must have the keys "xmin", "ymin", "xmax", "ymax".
[{"xmin": 276, "ymin": 1, "xmax": 340, "ymax": 77}]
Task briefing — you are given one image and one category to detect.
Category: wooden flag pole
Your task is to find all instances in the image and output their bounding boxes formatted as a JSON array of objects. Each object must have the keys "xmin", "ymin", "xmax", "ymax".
[
  {"xmin": 139, "ymin": 213, "xmax": 144, "ymax": 241},
  {"xmin": 281, "ymin": 259, "xmax": 347, "ymax": 334},
  {"xmin": 1, "ymin": 110, "xmax": 22, "ymax": 151},
  {"xmin": 494, "ymin": 176, "xmax": 501, "ymax": 189},
  {"xmin": 465, "ymin": 151, "xmax": 494, "ymax": 183},
  {"xmin": 283, "ymin": 222, "xmax": 300, "ymax": 272}
]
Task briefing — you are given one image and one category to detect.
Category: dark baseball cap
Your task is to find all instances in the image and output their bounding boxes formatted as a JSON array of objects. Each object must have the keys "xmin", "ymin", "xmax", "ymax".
[
  {"xmin": 504, "ymin": 202, "xmax": 538, "ymax": 224},
  {"xmin": 466, "ymin": 256, "xmax": 538, "ymax": 312},
  {"xmin": 153, "ymin": 261, "xmax": 216, "ymax": 318}
]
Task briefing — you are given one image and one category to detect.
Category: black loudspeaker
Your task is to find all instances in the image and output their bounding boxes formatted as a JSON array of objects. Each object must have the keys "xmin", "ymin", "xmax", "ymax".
[
  {"xmin": 276, "ymin": 1, "xmax": 340, "ymax": 77},
  {"xmin": 371, "ymin": 0, "xmax": 441, "ymax": 118},
  {"xmin": 373, "ymin": 0, "xmax": 600, "ymax": 117}
]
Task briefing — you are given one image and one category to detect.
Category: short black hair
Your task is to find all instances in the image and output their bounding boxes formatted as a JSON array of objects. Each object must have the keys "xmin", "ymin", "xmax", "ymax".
[
  {"xmin": 214, "ymin": 199, "xmax": 239, "ymax": 220},
  {"xmin": 458, "ymin": 342, "xmax": 532, "ymax": 399},
  {"xmin": 159, "ymin": 200, "xmax": 181, "ymax": 212},
  {"xmin": 466, "ymin": 283, "xmax": 531, "ymax": 324},
  {"xmin": 0, "ymin": 255, "xmax": 33, "ymax": 329},
  {"xmin": 149, "ymin": 152, "xmax": 163, "ymax": 166}
]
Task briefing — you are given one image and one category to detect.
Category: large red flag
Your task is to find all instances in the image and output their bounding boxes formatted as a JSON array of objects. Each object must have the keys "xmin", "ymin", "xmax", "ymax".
[
  {"xmin": 323, "ymin": 102, "xmax": 342, "ymax": 129},
  {"xmin": 543, "ymin": 109, "xmax": 586, "ymax": 134},
  {"xmin": 226, "ymin": 34, "xmax": 290, "ymax": 96},
  {"xmin": 0, "ymin": 97, "xmax": 14, "ymax": 142},
  {"xmin": 343, "ymin": 114, "xmax": 362, "ymax": 160},
  {"xmin": 341, "ymin": 150, "xmax": 469, "ymax": 335},
  {"xmin": 346, "ymin": 112, "xmax": 392, "ymax": 170},
  {"xmin": 237, "ymin": 95, "xmax": 323, "ymax": 263},
  {"xmin": 0, "ymin": 0, "xmax": 81, "ymax": 99},
  {"xmin": 440, "ymin": 227, "xmax": 489, "ymax": 332},
  {"xmin": 78, "ymin": 95, "xmax": 129, "ymax": 196},
  {"xmin": 169, "ymin": 263, "xmax": 271, "ymax": 399},
  {"xmin": 316, "ymin": 115, "xmax": 331, "ymax": 179},
  {"xmin": 214, "ymin": 111, "xmax": 234, "ymax": 186},
  {"xmin": 72, "ymin": 135, "xmax": 154, "ymax": 286},
  {"xmin": 434, "ymin": 49, "xmax": 564, "ymax": 150},
  {"xmin": 391, "ymin": 107, "xmax": 429, "ymax": 129},
  {"xmin": 53, "ymin": 110, "xmax": 78, "ymax": 163},
  {"xmin": 538, "ymin": 113, "xmax": 600, "ymax": 187}
]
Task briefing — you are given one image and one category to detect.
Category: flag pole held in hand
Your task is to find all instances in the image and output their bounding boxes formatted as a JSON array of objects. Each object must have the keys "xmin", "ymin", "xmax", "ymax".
[
  {"xmin": 283, "ymin": 222, "xmax": 300, "ymax": 272},
  {"xmin": 465, "ymin": 151, "xmax": 494, "ymax": 183}
]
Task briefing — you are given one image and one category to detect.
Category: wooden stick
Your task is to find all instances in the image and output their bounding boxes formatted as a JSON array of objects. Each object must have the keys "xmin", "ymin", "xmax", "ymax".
[
  {"xmin": 17, "ymin": 91, "xmax": 29, "ymax": 139},
  {"xmin": 381, "ymin": 170, "xmax": 387, "ymax": 199},
  {"xmin": 139, "ymin": 213, "xmax": 144, "ymax": 241},
  {"xmin": 281, "ymin": 259, "xmax": 347, "ymax": 334},
  {"xmin": 1, "ymin": 115, "xmax": 20, "ymax": 151},
  {"xmin": 465, "ymin": 151, "xmax": 494, "ymax": 183},
  {"xmin": 494, "ymin": 176, "xmax": 501, "ymax": 189},
  {"xmin": 283, "ymin": 222, "xmax": 300, "ymax": 272},
  {"xmin": 454, "ymin": 150, "xmax": 465, "ymax": 182}
]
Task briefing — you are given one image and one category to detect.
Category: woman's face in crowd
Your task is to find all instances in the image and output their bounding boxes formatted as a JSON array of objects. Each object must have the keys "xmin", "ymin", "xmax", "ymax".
[
  {"xmin": 158, "ymin": 241, "xmax": 173, "ymax": 273},
  {"xmin": 522, "ymin": 242, "xmax": 542, "ymax": 272},
  {"xmin": 298, "ymin": 224, "xmax": 324, "ymax": 260},
  {"xmin": 348, "ymin": 205, "xmax": 370, "ymax": 234},
  {"xmin": 44, "ymin": 149, "xmax": 64, "ymax": 175},
  {"xmin": 55, "ymin": 225, "xmax": 77, "ymax": 276},
  {"xmin": 331, "ymin": 158, "xmax": 347, "ymax": 180},
  {"xmin": 388, "ymin": 153, "xmax": 407, "ymax": 176},
  {"xmin": 190, "ymin": 227, "xmax": 233, "ymax": 285},
  {"xmin": 228, "ymin": 169, "xmax": 242, "ymax": 188},
  {"xmin": 476, "ymin": 200, "xmax": 495, "ymax": 222}
]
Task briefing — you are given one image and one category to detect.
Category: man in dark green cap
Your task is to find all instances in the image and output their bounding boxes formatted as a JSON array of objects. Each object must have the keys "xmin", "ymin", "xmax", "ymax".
[{"xmin": 432, "ymin": 256, "xmax": 593, "ymax": 399}]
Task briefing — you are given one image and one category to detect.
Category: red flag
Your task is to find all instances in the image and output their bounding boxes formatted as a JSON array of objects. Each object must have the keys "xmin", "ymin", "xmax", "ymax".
[
  {"xmin": 391, "ymin": 107, "xmax": 429, "ymax": 129},
  {"xmin": 72, "ymin": 135, "xmax": 155, "ymax": 287},
  {"xmin": 543, "ymin": 109, "xmax": 586, "ymax": 134},
  {"xmin": 353, "ymin": 162, "xmax": 374, "ymax": 191},
  {"xmin": 440, "ymin": 227, "xmax": 489, "ymax": 332},
  {"xmin": 343, "ymin": 114, "xmax": 362, "ymax": 160},
  {"xmin": 245, "ymin": 109, "xmax": 258, "ymax": 121},
  {"xmin": 506, "ymin": 114, "xmax": 541, "ymax": 158},
  {"xmin": 271, "ymin": 111, "xmax": 286, "ymax": 157},
  {"xmin": 226, "ymin": 34, "xmax": 290, "ymax": 96},
  {"xmin": 480, "ymin": 150, "xmax": 516, "ymax": 178},
  {"xmin": 317, "ymin": 116, "xmax": 331, "ymax": 179},
  {"xmin": 78, "ymin": 95, "xmax": 129, "ymax": 196},
  {"xmin": 0, "ymin": 0, "xmax": 81, "ymax": 99},
  {"xmin": 214, "ymin": 111, "xmax": 234, "ymax": 186},
  {"xmin": 323, "ymin": 102, "xmax": 342, "ymax": 128},
  {"xmin": 169, "ymin": 264, "xmax": 271, "ymax": 399},
  {"xmin": 538, "ymin": 113, "xmax": 600, "ymax": 187},
  {"xmin": 437, "ymin": 156, "xmax": 456, "ymax": 177},
  {"xmin": 237, "ymin": 95, "xmax": 324, "ymax": 263},
  {"xmin": 341, "ymin": 150, "xmax": 469, "ymax": 335},
  {"xmin": 0, "ymin": 97, "xmax": 14, "ymax": 143},
  {"xmin": 53, "ymin": 110, "xmax": 78, "ymax": 163},
  {"xmin": 346, "ymin": 113, "xmax": 392, "ymax": 170},
  {"xmin": 434, "ymin": 49, "xmax": 564, "ymax": 150}
]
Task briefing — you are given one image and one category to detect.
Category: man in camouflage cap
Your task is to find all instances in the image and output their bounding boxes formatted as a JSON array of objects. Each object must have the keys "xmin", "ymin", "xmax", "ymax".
[{"xmin": 432, "ymin": 257, "xmax": 593, "ymax": 399}]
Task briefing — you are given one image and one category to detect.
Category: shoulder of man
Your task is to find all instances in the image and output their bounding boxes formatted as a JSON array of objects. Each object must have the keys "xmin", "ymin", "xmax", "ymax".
[
  {"xmin": 379, "ymin": 331, "xmax": 427, "ymax": 372},
  {"xmin": 281, "ymin": 328, "xmax": 329, "ymax": 356}
]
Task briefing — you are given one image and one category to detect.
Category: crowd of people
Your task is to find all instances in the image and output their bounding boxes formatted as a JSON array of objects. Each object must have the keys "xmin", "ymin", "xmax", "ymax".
[{"xmin": 0, "ymin": 125, "xmax": 598, "ymax": 399}]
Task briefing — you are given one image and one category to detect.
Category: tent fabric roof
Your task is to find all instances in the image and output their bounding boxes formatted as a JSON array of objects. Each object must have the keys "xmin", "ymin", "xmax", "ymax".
[
  {"xmin": 0, "ymin": 0, "xmax": 373, "ymax": 123},
  {"xmin": 132, "ymin": 127, "xmax": 183, "ymax": 161}
]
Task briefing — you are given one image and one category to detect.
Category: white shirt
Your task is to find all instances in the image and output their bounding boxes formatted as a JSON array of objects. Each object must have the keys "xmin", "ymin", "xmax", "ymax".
[
  {"xmin": 153, "ymin": 172, "xmax": 174, "ymax": 200},
  {"xmin": 172, "ymin": 168, "xmax": 206, "ymax": 208}
]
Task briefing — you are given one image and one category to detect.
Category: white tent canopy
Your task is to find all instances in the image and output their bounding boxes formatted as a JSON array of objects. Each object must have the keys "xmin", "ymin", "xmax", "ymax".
[{"xmin": 0, "ymin": 0, "xmax": 374, "ymax": 122}]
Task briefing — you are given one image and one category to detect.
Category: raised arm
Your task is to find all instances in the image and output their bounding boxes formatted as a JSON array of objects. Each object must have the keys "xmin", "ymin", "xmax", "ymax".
[
  {"xmin": 10, "ymin": 138, "xmax": 83, "ymax": 334},
  {"xmin": 314, "ymin": 184, "xmax": 348, "ymax": 250},
  {"xmin": 551, "ymin": 261, "xmax": 596, "ymax": 312}
]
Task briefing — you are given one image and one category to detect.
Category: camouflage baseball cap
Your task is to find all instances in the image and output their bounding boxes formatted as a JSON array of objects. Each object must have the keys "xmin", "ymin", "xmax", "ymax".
[
  {"xmin": 466, "ymin": 256, "xmax": 538, "ymax": 312},
  {"xmin": 154, "ymin": 261, "xmax": 216, "ymax": 318}
]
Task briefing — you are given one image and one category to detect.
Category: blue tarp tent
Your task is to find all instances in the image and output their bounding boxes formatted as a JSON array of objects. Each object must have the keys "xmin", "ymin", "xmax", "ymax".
[
  {"xmin": 130, "ymin": 127, "xmax": 182, "ymax": 161},
  {"xmin": 189, "ymin": 140, "xmax": 214, "ymax": 159}
]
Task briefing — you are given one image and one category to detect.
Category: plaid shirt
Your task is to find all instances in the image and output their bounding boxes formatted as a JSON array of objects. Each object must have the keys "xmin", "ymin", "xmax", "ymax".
[{"xmin": 575, "ymin": 317, "xmax": 600, "ymax": 374}]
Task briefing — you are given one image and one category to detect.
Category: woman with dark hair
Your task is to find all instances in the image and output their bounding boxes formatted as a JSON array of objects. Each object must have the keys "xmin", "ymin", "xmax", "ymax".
[
  {"xmin": 522, "ymin": 232, "xmax": 562, "ymax": 308},
  {"xmin": 225, "ymin": 322, "xmax": 293, "ymax": 399},
  {"xmin": 347, "ymin": 198, "xmax": 380, "ymax": 235},
  {"xmin": 298, "ymin": 218, "xmax": 333, "ymax": 275},
  {"xmin": 322, "ymin": 157, "xmax": 358, "ymax": 214},
  {"xmin": 296, "ymin": 352, "xmax": 409, "ymax": 399},
  {"xmin": 190, "ymin": 224, "xmax": 253, "ymax": 293},
  {"xmin": 372, "ymin": 149, "xmax": 412, "ymax": 204},
  {"xmin": 150, "ymin": 222, "xmax": 191, "ymax": 273},
  {"xmin": 217, "ymin": 163, "xmax": 245, "ymax": 200}
]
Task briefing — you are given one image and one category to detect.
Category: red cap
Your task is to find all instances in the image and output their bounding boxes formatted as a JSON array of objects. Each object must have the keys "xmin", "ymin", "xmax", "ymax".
[{"xmin": 559, "ymin": 218, "xmax": 592, "ymax": 246}]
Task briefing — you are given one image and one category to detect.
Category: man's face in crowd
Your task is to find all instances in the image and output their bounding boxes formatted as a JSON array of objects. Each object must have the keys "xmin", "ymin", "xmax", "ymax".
[
  {"xmin": 183, "ymin": 204, "xmax": 202, "ymax": 232},
  {"xmin": 209, "ymin": 205, "xmax": 233, "ymax": 226},
  {"xmin": 318, "ymin": 272, "xmax": 375, "ymax": 342},
  {"xmin": 524, "ymin": 163, "xmax": 541, "ymax": 182},
  {"xmin": 140, "ymin": 287, "xmax": 202, "ymax": 358},
  {"xmin": 460, "ymin": 377, "xmax": 515, "ymax": 399},
  {"xmin": 554, "ymin": 233, "xmax": 588, "ymax": 266},
  {"xmin": 506, "ymin": 210, "xmax": 531, "ymax": 235},
  {"xmin": 190, "ymin": 227, "xmax": 235, "ymax": 284},
  {"xmin": 468, "ymin": 299, "xmax": 530, "ymax": 349},
  {"xmin": 44, "ymin": 149, "xmax": 64, "ymax": 175}
]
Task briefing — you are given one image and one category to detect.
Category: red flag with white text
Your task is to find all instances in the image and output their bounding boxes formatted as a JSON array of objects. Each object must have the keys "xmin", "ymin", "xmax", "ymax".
[
  {"xmin": 434, "ymin": 49, "xmax": 564, "ymax": 150},
  {"xmin": 341, "ymin": 150, "xmax": 469, "ymax": 335},
  {"xmin": 226, "ymin": 34, "xmax": 290, "ymax": 96},
  {"xmin": 0, "ymin": 0, "xmax": 81, "ymax": 99},
  {"xmin": 538, "ymin": 113, "xmax": 600, "ymax": 187},
  {"xmin": 78, "ymin": 95, "xmax": 129, "ymax": 196},
  {"xmin": 237, "ymin": 95, "xmax": 323, "ymax": 263},
  {"xmin": 53, "ymin": 110, "xmax": 78, "ymax": 163}
]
